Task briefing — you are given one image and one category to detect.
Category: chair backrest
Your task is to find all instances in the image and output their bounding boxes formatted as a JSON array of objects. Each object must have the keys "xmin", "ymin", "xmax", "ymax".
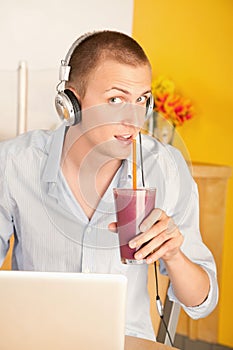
[
  {"xmin": 0, "ymin": 237, "xmax": 13, "ymax": 270},
  {"xmin": 147, "ymin": 263, "xmax": 180, "ymax": 345}
]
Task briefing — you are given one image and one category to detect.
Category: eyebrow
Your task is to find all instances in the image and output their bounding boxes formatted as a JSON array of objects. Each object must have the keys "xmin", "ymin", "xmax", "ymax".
[{"xmin": 105, "ymin": 87, "xmax": 152, "ymax": 95}]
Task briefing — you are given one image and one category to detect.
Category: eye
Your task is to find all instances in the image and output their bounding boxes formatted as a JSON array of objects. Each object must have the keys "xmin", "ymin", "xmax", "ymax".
[
  {"xmin": 136, "ymin": 96, "xmax": 148, "ymax": 105},
  {"xmin": 109, "ymin": 97, "xmax": 123, "ymax": 104}
]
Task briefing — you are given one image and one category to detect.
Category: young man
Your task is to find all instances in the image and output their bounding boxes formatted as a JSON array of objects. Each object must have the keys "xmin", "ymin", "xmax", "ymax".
[{"xmin": 0, "ymin": 30, "xmax": 218, "ymax": 341}]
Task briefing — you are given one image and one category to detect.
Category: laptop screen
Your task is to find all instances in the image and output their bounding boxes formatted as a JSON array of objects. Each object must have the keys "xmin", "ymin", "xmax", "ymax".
[{"xmin": 0, "ymin": 271, "xmax": 127, "ymax": 350}]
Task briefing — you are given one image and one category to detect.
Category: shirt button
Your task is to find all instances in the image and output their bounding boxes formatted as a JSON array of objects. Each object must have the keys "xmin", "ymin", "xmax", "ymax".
[{"xmin": 86, "ymin": 227, "xmax": 92, "ymax": 233}]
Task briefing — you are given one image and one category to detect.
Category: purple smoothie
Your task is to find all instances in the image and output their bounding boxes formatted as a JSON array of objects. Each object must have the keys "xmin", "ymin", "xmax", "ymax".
[{"xmin": 113, "ymin": 188, "xmax": 156, "ymax": 264}]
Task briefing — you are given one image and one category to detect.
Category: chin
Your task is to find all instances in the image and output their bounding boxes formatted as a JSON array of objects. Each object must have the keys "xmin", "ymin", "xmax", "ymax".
[
  {"xmin": 96, "ymin": 139, "xmax": 132, "ymax": 161},
  {"xmin": 109, "ymin": 148, "xmax": 131, "ymax": 161}
]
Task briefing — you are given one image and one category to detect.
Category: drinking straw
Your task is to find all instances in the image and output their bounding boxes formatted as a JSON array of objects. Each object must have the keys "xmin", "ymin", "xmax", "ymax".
[
  {"xmin": 139, "ymin": 132, "xmax": 145, "ymax": 187},
  {"xmin": 132, "ymin": 138, "xmax": 137, "ymax": 189}
]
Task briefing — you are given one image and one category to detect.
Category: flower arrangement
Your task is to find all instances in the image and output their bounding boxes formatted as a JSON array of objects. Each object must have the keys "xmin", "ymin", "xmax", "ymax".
[{"xmin": 151, "ymin": 76, "xmax": 194, "ymax": 127}]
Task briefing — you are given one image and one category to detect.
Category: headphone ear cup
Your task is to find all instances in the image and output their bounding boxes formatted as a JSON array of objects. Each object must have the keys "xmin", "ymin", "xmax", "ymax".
[
  {"xmin": 64, "ymin": 89, "xmax": 81, "ymax": 125},
  {"xmin": 145, "ymin": 94, "xmax": 154, "ymax": 120},
  {"xmin": 55, "ymin": 89, "xmax": 81, "ymax": 126}
]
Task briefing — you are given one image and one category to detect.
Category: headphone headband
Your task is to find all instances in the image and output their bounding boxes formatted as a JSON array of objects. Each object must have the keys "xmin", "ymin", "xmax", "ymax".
[
  {"xmin": 59, "ymin": 31, "xmax": 98, "ymax": 83},
  {"xmin": 55, "ymin": 31, "xmax": 100, "ymax": 126}
]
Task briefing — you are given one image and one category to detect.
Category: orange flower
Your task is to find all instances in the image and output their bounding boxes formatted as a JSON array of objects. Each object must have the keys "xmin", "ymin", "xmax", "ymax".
[{"xmin": 152, "ymin": 77, "xmax": 194, "ymax": 126}]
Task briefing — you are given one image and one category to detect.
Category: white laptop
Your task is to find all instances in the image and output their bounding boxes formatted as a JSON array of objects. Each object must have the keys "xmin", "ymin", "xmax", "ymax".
[{"xmin": 0, "ymin": 270, "xmax": 127, "ymax": 350}]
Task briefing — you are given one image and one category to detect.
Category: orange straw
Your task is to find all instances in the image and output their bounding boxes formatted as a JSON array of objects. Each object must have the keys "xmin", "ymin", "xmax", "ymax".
[{"xmin": 132, "ymin": 138, "xmax": 137, "ymax": 189}]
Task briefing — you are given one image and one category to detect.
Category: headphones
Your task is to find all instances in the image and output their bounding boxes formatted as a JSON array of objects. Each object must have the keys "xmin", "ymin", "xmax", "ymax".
[{"xmin": 55, "ymin": 32, "xmax": 154, "ymax": 126}]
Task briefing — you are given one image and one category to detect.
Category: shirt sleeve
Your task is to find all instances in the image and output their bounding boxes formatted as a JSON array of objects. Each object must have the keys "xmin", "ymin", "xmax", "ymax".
[
  {"xmin": 0, "ymin": 159, "xmax": 14, "ymax": 267},
  {"xmin": 159, "ymin": 146, "xmax": 219, "ymax": 319}
]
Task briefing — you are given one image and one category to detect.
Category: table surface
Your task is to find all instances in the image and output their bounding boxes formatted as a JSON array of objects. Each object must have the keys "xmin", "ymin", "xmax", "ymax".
[{"xmin": 125, "ymin": 336, "xmax": 180, "ymax": 349}]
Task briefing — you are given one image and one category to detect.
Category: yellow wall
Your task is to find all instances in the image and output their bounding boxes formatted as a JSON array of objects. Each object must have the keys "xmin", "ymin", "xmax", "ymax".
[{"xmin": 132, "ymin": 0, "xmax": 233, "ymax": 346}]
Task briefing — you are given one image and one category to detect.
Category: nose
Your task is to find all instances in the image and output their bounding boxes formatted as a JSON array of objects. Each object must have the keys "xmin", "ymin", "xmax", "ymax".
[{"xmin": 119, "ymin": 103, "xmax": 146, "ymax": 128}]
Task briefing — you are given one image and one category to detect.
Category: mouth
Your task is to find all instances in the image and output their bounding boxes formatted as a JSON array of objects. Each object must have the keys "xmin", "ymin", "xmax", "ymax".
[{"xmin": 114, "ymin": 134, "xmax": 134, "ymax": 145}]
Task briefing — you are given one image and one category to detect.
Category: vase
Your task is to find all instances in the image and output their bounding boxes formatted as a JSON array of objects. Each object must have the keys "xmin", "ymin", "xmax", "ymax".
[{"xmin": 147, "ymin": 112, "xmax": 175, "ymax": 145}]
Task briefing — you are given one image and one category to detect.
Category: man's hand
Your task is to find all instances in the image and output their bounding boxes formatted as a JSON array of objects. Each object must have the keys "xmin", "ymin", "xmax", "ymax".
[
  {"xmin": 108, "ymin": 208, "xmax": 184, "ymax": 264},
  {"xmin": 109, "ymin": 208, "xmax": 211, "ymax": 307}
]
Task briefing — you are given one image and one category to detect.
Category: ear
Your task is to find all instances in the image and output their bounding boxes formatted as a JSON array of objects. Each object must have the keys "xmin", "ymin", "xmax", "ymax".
[{"xmin": 65, "ymin": 86, "xmax": 81, "ymax": 104}]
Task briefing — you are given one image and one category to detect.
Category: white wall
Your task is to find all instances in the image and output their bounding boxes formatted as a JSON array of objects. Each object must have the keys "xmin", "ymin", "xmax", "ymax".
[{"xmin": 0, "ymin": 0, "xmax": 134, "ymax": 139}]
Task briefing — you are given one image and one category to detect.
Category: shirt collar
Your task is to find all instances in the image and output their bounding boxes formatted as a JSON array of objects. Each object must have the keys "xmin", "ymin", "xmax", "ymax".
[{"xmin": 42, "ymin": 123, "xmax": 67, "ymax": 183}]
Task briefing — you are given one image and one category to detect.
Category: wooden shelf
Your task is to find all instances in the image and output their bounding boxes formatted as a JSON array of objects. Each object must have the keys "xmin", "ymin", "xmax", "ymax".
[
  {"xmin": 177, "ymin": 162, "xmax": 232, "ymax": 342},
  {"xmin": 191, "ymin": 162, "xmax": 232, "ymax": 178}
]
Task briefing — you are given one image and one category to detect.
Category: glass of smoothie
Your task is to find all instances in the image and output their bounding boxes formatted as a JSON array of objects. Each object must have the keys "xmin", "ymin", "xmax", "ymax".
[{"xmin": 113, "ymin": 188, "xmax": 156, "ymax": 264}]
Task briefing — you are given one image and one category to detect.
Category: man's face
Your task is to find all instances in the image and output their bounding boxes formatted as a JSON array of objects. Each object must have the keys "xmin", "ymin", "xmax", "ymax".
[{"xmin": 74, "ymin": 59, "xmax": 152, "ymax": 161}]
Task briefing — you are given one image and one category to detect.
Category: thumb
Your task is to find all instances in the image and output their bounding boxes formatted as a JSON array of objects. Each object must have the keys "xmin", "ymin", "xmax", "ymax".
[{"xmin": 108, "ymin": 222, "xmax": 118, "ymax": 233}]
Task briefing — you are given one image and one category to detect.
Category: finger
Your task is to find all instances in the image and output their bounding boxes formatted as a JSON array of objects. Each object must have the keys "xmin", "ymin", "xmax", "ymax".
[
  {"xmin": 108, "ymin": 222, "xmax": 118, "ymax": 233},
  {"xmin": 143, "ymin": 240, "xmax": 174, "ymax": 264},
  {"xmin": 139, "ymin": 208, "xmax": 164, "ymax": 232},
  {"xmin": 166, "ymin": 218, "xmax": 177, "ymax": 235},
  {"xmin": 134, "ymin": 224, "xmax": 180, "ymax": 260},
  {"xmin": 146, "ymin": 234, "xmax": 184, "ymax": 264},
  {"xmin": 129, "ymin": 214, "xmax": 170, "ymax": 249},
  {"xmin": 134, "ymin": 236, "xmax": 162, "ymax": 260}
]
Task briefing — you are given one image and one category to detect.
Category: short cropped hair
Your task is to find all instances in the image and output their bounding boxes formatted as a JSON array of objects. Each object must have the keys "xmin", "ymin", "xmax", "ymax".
[{"xmin": 66, "ymin": 30, "xmax": 151, "ymax": 98}]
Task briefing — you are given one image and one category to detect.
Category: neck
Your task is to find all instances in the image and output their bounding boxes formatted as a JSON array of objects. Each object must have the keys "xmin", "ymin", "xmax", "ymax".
[
  {"xmin": 61, "ymin": 125, "xmax": 122, "ymax": 174},
  {"xmin": 61, "ymin": 126, "xmax": 122, "ymax": 219}
]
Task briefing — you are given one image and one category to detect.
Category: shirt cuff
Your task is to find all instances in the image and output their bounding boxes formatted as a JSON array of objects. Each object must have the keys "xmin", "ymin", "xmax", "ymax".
[{"xmin": 168, "ymin": 267, "xmax": 219, "ymax": 320}]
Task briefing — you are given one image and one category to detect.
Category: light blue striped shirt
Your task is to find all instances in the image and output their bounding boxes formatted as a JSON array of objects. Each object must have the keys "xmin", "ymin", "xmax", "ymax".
[{"xmin": 0, "ymin": 124, "xmax": 218, "ymax": 340}]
